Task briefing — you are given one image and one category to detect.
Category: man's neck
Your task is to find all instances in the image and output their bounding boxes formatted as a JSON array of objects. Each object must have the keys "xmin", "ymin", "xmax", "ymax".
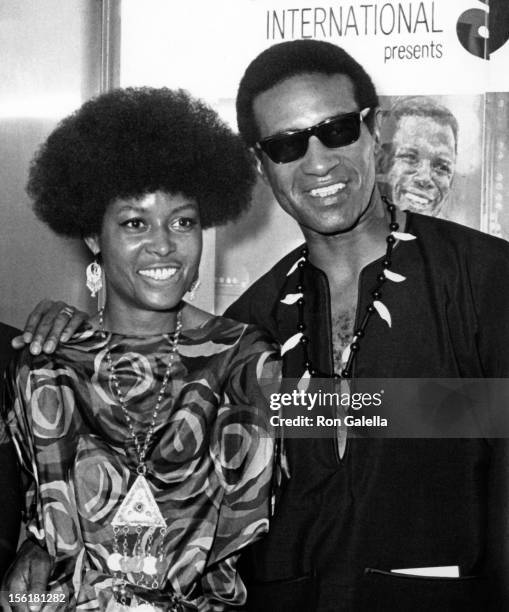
[{"xmin": 303, "ymin": 190, "xmax": 391, "ymax": 288}]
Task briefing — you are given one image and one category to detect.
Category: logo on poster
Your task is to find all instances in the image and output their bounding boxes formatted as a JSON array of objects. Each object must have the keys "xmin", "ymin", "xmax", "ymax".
[
  {"xmin": 265, "ymin": 2, "xmax": 445, "ymax": 63},
  {"xmin": 457, "ymin": 0, "xmax": 509, "ymax": 58}
]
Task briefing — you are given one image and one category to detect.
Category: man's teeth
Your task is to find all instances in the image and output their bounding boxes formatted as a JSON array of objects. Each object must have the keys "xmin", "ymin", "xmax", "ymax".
[
  {"xmin": 139, "ymin": 267, "xmax": 178, "ymax": 280},
  {"xmin": 404, "ymin": 193, "xmax": 430, "ymax": 206},
  {"xmin": 309, "ymin": 183, "xmax": 346, "ymax": 198}
]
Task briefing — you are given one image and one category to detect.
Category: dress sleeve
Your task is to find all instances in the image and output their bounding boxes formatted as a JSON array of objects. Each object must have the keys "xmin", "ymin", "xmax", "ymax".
[
  {"xmin": 200, "ymin": 325, "xmax": 282, "ymax": 608},
  {"xmin": 3, "ymin": 353, "xmax": 82, "ymax": 610},
  {"xmin": 0, "ymin": 382, "xmax": 22, "ymax": 579},
  {"xmin": 3, "ymin": 357, "xmax": 46, "ymax": 547}
]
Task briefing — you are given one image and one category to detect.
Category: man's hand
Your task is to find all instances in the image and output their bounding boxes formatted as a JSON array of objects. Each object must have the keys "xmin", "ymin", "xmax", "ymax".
[
  {"xmin": 11, "ymin": 300, "xmax": 88, "ymax": 355},
  {"xmin": 2, "ymin": 539, "xmax": 53, "ymax": 612}
]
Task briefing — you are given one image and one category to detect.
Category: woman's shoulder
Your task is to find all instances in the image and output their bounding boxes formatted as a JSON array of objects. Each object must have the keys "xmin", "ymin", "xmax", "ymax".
[{"xmin": 182, "ymin": 304, "xmax": 270, "ymax": 340}]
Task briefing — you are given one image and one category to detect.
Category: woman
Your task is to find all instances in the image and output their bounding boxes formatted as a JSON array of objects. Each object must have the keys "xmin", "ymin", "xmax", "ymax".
[{"xmin": 3, "ymin": 88, "xmax": 281, "ymax": 611}]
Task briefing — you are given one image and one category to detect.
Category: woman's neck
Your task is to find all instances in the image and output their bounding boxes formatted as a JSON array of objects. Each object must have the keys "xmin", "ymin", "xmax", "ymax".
[{"xmin": 97, "ymin": 302, "xmax": 183, "ymax": 335}]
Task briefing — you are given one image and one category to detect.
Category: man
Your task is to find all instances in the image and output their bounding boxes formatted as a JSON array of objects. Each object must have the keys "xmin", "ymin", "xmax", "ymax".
[
  {"xmin": 0, "ymin": 321, "xmax": 22, "ymax": 579},
  {"xmin": 383, "ymin": 96, "xmax": 458, "ymax": 217},
  {"xmin": 226, "ymin": 40, "xmax": 509, "ymax": 610},
  {"xmin": 8, "ymin": 40, "xmax": 509, "ymax": 610}
]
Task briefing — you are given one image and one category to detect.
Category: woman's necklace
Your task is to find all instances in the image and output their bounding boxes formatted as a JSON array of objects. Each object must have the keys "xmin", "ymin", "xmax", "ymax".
[{"xmin": 99, "ymin": 308, "xmax": 183, "ymax": 603}]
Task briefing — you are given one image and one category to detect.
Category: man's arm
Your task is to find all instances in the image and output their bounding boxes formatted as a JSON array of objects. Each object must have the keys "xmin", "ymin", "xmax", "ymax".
[{"xmin": 11, "ymin": 300, "xmax": 88, "ymax": 355}]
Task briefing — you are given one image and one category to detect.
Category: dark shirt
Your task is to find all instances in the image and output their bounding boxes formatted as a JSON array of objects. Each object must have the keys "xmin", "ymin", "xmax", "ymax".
[
  {"xmin": 226, "ymin": 213, "xmax": 509, "ymax": 611},
  {"xmin": 0, "ymin": 322, "xmax": 22, "ymax": 579}
]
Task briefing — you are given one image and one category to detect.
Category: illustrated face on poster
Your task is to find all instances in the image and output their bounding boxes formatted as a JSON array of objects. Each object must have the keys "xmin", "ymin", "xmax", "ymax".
[
  {"xmin": 378, "ymin": 97, "xmax": 458, "ymax": 217},
  {"xmin": 376, "ymin": 94, "xmax": 481, "ymax": 228},
  {"xmin": 387, "ymin": 113, "xmax": 456, "ymax": 216}
]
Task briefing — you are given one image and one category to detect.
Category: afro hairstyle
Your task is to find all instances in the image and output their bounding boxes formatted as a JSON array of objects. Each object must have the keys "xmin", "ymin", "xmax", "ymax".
[
  {"xmin": 236, "ymin": 39, "xmax": 379, "ymax": 147},
  {"xmin": 28, "ymin": 87, "xmax": 256, "ymax": 237}
]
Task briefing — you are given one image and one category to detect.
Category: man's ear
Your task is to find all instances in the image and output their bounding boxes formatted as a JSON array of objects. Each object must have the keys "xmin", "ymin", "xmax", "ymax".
[
  {"xmin": 373, "ymin": 107, "xmax": 382, "ymax": 146},
  {"xmin": 250, "ymin": 148, "xmax": 269, "ymax": 184},
  {"xmin": 84, "ymin": 235, "xmax": 100, "ymax": 257}
]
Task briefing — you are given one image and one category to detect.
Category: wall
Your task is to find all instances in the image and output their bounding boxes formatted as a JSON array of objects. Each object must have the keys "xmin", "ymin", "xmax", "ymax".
[{"xmin": 0, "ymin": 0, "xmax": 106, "ymax": 328}]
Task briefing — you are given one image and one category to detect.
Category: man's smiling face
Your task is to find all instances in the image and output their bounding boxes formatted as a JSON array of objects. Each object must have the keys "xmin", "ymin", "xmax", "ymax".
[{"xmin": 253, "ymin": 72, "xmax": 377, "ymax": 236}]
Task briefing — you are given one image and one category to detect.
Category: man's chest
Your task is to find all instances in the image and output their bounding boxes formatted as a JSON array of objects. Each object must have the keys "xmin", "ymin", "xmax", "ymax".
[{"xmin": 329, "ymin": 286, "xmax": 358, "ymax": 373}]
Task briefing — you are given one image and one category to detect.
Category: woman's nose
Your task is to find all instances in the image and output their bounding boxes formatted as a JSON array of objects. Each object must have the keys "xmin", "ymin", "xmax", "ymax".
[{"xmin": 147, "ymin": 226, "xmax": 176, "ymax": 256}]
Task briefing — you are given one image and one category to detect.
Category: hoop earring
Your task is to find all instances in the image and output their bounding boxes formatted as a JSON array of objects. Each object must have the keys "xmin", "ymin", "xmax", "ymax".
[
  {"xmin": 86, "ymin": 259, "xmax": 103, "ymax": 298},
  {"xmin": 187, "ymin": 278, "xmax": 200, "ymax": 301}
]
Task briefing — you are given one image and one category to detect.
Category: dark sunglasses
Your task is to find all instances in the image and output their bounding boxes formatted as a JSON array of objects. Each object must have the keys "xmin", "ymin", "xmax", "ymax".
[{"xmin": 255, "ymin": 108, "xmax": 370, "ymax": 164}]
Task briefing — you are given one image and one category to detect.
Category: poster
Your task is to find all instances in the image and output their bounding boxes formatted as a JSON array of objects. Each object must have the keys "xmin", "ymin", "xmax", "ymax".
[{"xmin": 121, "ymin": 0, "xmax": 509, "ymax": 312}]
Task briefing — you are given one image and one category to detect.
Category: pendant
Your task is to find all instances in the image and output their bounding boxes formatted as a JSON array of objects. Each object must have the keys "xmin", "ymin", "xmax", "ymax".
[
  {"xmin": 112, "ymin": 475, "xmax": 166, "ymax": 528},
  {"xmin": 105, "ymin": 599, "xmax": 129, "ymax": 612},
  {"xmin": 336, "ymin": 379, "xmax": 350, "ymax": 460},
  {"xmin": 107, "ymin": 475, "xmax": 167, "ymax": 585},
  {"xmin": 106, "ymin": 600, "xmax": 158, "ymax": 612}
]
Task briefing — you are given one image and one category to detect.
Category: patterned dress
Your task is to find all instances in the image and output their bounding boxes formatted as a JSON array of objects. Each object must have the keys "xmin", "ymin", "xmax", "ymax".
[{"xmin": 3, "ymin": 316, "xmax": 281, "ymax": 611}]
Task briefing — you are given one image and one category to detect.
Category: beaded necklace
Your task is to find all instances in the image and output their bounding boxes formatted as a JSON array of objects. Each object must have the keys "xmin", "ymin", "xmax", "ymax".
[
  {"xmin": 280, "ymin": 196, "xmax": 416, "ymax": 381},
  {"xmin": 98, "ymin": 308, "xmax": 183, "ymax": 607}
]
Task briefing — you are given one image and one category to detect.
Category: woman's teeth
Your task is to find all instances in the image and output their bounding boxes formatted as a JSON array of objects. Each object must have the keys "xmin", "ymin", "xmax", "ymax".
[{"xmin": 139, "ymin": 267, "xmax": 178, "ymax": 280}]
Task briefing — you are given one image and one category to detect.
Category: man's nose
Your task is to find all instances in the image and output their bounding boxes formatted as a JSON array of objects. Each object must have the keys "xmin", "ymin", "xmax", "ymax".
[
  {"xmin": 147, "ymin": 226, "xmax": 176, "ymax": 255},
  {"xmin": 413, "ymin": 159, "xmax": 434, "ymax": 187},
  {"xmin": 300, "ymin": 135, "xmax": 339, "ymax": 176}
]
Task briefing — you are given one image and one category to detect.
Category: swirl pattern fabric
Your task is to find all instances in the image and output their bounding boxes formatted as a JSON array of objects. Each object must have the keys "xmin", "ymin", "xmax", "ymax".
[{"xmin": 4, "ymin": 316, "xmax": 280, "ymax": 611}]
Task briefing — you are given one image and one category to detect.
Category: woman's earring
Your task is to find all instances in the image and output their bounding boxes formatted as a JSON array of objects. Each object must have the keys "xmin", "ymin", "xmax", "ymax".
[
  {"xmin": 86, "ymin": 259, "xmax": 103, "ymax": 298},
  {"xmin": 187, "ymin": 279, "xmax": 200, "ymax": 301}
]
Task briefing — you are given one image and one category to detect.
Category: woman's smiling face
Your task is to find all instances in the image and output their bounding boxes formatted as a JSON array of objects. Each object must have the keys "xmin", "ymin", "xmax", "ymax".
[{"xmin": 86, "ymin": 191, "xmax": 202, "ymax": 332}]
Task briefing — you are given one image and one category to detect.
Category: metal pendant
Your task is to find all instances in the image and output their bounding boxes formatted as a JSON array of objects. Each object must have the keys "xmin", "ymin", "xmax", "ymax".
[{"xmin": 112, "ymin": 475, "xmax": 166, "ymax": 528}]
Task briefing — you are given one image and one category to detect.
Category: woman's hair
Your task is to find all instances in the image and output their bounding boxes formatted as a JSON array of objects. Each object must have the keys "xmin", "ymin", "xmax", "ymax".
[{"xmin": 28, "ymin": 87, "xmax": 256, "ymax": 237}]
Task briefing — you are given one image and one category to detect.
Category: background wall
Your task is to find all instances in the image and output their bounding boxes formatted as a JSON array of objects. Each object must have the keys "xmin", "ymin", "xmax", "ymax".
[{"xmin": 0, "ymin": 0, "xmax": 109, "ymax": 329}]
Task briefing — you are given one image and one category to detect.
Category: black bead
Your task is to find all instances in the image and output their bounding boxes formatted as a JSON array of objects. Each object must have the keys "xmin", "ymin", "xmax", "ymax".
[
  {"xmin": 300, "ymin": 247, "xmax": 308, "ymax": 257},
  {"xmin": 355, "ymin": 329, "xmax": 364, "ymax": 337},
  {"xmin": 372, "ymin": 291, "xmax": 381, "ymax": 299},
  {"xmin": 297, "ymin": 322, "xmax": 306, "ymax": 332},
  {"xmin": 341, "ymin": 369, "xmax": 350, "ymax": 378},
  {"xmin": 377, "ymin": 274, "xmax": 386, "ymax": 282},
  {"xmin": 360, "ymin": 311, "xmax": 370, "ymax": 324},
  {"xmin": 334, "ymin": 373, "xmax": 341, "ymax": 380},
  {"xmin": 382, "ymin": 259, "xmax": 391, "ymax": 268},
  {"xmin": 390, "ymin": 222, "xmax": 399, "ymax": 231},
  {"xmin": 386, "ymin": 235, "xmax": 396, "ymax": 245},
  {"xmin": 304, "ymin": 361, "xmax": 312, "ymax": 369},
  {"xmin": 300, "ymin": 336, "xmax": 309, "ymax": 345},
  {"xmin": 297, "ymin": 298, "xmax": 305, "ymax": 307},
  {"xmin": 350, "ymin": 343, "xmax": 359, "ymax": 352},
  {"xmin": 367, "ymin": 304, "xmax": 375, "ymax": 313},
  {"xmin": 310, "ymin": 369, "xmax": 317, "ymax": 376},
  {"xmin": 387, "ymin": 203, "xmax": 396, "ymax": 212},
  {"xmin": 296, "ymin": 284, "xmax": 304, "ymax": 292},
  {"xmin": 298, "ymin": 261, "xmax": 306, "ymax": 269}
]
